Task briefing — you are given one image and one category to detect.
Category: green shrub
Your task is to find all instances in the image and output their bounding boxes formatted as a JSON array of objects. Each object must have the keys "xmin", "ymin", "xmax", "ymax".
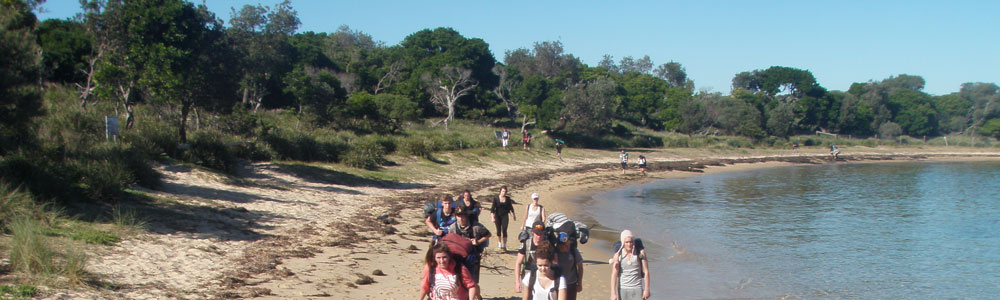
[
  {"xmin": 185, "ymin": 131, "xmax": 240, "ymax": 174},
  {"xmin": 123, "ymin": 118, "xmax": 179, "ymax": 159},
  {"xmin": 343, "ymin": 137, "xmax": 388, "ymax": 170},
  {"xmin": 399, "ymin": 136, "xmax": 430, "ymax": 158},
  {"xmin": 0, "ymin": 153, "xmax": 76, "ymax": 203},
  {"xmin": 69, "ymin": 155, "xmax": 133, "ymax": 202},
  {"xmin": 260, "ymin": 129, "xmax": 347, "ymax": 162}
]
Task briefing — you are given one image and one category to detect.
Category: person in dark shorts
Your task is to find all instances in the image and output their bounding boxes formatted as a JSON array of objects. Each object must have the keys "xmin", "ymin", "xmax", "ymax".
[
  {"xmin": 554, "ymin": 139, "xmax": 565, "ymax": 160},
  {"xmin": 490, "ymin": 186, "xmax": 517, "ymax": 251},
  {"xmin": 637, "ymin": 155, "xmax": 647, "ymax": 176}
]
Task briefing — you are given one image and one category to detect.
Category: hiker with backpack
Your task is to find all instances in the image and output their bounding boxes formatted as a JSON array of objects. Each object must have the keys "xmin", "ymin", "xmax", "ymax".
[
  {"xmin": 456, "ymin": 190, "xmax": 482, "ymax": 224},
  {"xmin": 521, "ymin": 240, "xmax": 567, "ymax": 300},
  {"xmin": 424, "ymin": 195, "xmax": 457, "ymax": 240},
  {"xmin": 544, "ymin": 212, "xmax": 589, "ymax": 300},
  {"xmin": 515, "ymin": 220, "xmax": 550, "ymax": 293},
  {"xmin": 523, "ymin": 193, "xmax": 547, "ymax": 231},
  {"xmin": 610, "ymin": 230, "xmax": 651, "ymax": 300},
  {"xmin": 490, "ymin": 186, "xmax": 517, "ymax": 251},
  {"xmin": 447, "ymin": 206, "xmax": 492, "ymax": 284},
  {"xmin": 419, "ymin": 242, "xmax": 479, "ymax": 300}
]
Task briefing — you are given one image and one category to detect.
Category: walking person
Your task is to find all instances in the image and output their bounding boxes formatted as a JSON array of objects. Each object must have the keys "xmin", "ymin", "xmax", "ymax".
[
  {"xmin": 522, "ymin": 130, "xmax": 531, "ymax": 150},
  {"xmin": 456, "ymin": 190, "xmax": 482, "ymax": 224},
  {"xmin": 501, "ymin": 128, "xmax": 511, "ymax": 150},
  {"xmin": 554, "ymin": 139, "xmax": 565, "ymax": 160},
  {"xmin": 448, "ymin": 206, "xmax": 492, "ymax": 284},
  {"xmin": 521, "ymin": 240, "xmax": 567, "ymax": 300},
  {"xmin": 425, "ymin": 195, "xmax": 457, "ymax": 241},
  {"xmin": 610, "ymin": 230, "xmax": 650, "ymax": 300},
  {"xmin": 515, "ymin": 220, "xmax": 551, "ymax": 294},
  {"xmin": 523, "ymin": 193, "xmax": 547, "ymax": 230},
  {"xmin": 490, "ymin": 186, "xmax": 517, "ymax": 251},
  {"xmin": 637, "ymin": 155, "xmax": 647, "ymax": 177},
  {"xmin": 555, "ymin": 231, "xmax": 584, "ymax": 300},
  {"xmin": 419, "ymin": 242, "xmax": 478, "ymax": 300},
  {"xmin": 620, "ymin": 150, "xmax": 629, "ymax": 175}
]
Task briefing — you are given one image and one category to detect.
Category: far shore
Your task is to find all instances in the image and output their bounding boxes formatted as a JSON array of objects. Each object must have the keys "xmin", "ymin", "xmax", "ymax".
[{"xmin": 47, "ymin": 146, "xmax": 1000, "ymax": 299}]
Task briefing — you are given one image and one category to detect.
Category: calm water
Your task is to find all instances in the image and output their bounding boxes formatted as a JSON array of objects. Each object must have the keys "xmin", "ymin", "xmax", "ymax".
[{"xmin": 577, "ymin": 161, "xmax": 1000, "ymax": 299}]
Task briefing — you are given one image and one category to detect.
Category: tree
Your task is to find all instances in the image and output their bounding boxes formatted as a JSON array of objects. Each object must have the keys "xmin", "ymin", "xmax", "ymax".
[
  {"xmin": 399, "ymin": 27, "xmax": 497, "ymax": 117},
  {"xmin": 424, "ymin": 65, "xmax": 478, "ymax": 130},
  {"xmin": 557, "ymin": 79, "xmax": 617, "ymax": 136},
  {"xmin": 283, "ymin": 65, "xmax": 346, "ymax": 120},
  {"xmin": 504, "ymin": 41, "xmax": 580, "ymax": 81},
  {"xmin": 228, "ymin": 1, "xmax": 299, "ymax": 111},
  {"xmin": 36, "ymin": 19, "xmax": 92, "ymax": 84},
  {"xmin": 0, "ymin": 0, "xmax": 45, "ymax": 152},
  {"xmin": 101, "ymin": 0, "xmax": 224, "ymax": 143},
  {"xmin": 654, "ymin": 61, "xmax": 692, "ymax": 89},
  {"xmin": 492, "ymin": 64, "xmax": 521, "ymax": 120}
]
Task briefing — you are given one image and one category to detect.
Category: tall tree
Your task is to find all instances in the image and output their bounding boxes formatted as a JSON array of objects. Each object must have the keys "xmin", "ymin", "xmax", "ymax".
[
  {"xmin": 557, "ymin": 78, "xmax": 617, "ymax": 136},
  {"xmin": 101, "ymin": 0, "xmax": 224, "ymax": 142},
  {"xmin": 0, "ymin": 0, "xmax": 45, "ymax": 152},
  {"xmin": 424, "ymin": 65, "xmax": 478, "ymax": 130},
  {"xmin": 228, "ymin": 1, "xmax": 299, "ymax": 111}
]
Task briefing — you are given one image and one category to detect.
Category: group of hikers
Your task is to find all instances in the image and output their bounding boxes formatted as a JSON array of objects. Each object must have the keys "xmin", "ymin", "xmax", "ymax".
[
  {"xmin": 419, "ymin": 187, "xmax": 651, "ymax": 300},
  {"xmin": 618, "ymin": 150, "xmax": 647, "ymax": 176},
  {"xmin": 498, "ymin": 128, "xmax": 567, "ymax": 160}
]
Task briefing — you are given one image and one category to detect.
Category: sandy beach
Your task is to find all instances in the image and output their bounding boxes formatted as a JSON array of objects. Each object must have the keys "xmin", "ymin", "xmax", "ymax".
[{"xmin": 40, "ymin": 146, "xmax": 1000, "ymax": 299}]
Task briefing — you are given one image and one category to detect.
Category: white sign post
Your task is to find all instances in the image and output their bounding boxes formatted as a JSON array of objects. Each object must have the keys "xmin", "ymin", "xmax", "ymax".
[{"xmin": 105, "ymin": 116, "xmax": 119, "ymax": 143}]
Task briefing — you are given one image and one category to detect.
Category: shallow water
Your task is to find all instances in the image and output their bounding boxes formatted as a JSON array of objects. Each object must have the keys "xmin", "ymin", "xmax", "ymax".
[{"xmin": 577, "ymin": 161, "xmax": 1000, "ymax": 299}]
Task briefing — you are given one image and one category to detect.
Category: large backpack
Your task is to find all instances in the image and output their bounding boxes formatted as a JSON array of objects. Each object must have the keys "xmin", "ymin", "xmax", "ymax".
[
  {"xmin": 439, "ymin": 233, "xmax": 478, "ymax": 276},
  {"xmin": 526, "ymin": 265, "xmax": 562, "ymax": 300},
  {"xmin": 545, "ymin": 213, "xmax": 590, "ymax": 244}
]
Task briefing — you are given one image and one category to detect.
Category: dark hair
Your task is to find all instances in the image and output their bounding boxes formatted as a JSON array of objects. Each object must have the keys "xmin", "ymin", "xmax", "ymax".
[
  {"xmin": 425, "ymin": 242, "xmax": 450, "ymax": 269},
  {"xmin": 534, "ymin": 240, "xmax": 555, "ymax": 261},
  {"xmin": 441, "ymin": 194, "xmax": 453, "ymax": 202},
  {"xmin": 500, "ymin": 185, "xmax": 508, "ymax": 192}
]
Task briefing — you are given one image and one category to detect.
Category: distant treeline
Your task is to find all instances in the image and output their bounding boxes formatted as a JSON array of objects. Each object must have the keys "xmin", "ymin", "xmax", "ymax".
[{"xmin": 16, "ymin": 0, "xmax": 1000, "ymax": 144}]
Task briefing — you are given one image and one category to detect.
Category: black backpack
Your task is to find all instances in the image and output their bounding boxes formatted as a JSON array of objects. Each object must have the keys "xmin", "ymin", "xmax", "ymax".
[{"xmin": 526, "ymin": 264, "xmax": 562, "ymax": 300}]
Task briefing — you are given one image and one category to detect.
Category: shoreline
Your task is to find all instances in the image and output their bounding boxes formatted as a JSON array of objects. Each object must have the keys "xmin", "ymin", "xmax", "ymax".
[{"xmin": 44, "ymin": 146, "xmax": 1000, "ymax": 299}]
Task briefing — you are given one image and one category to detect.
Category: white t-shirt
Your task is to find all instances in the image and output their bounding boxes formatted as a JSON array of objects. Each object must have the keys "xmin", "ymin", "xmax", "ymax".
[{"xmin": 521, "ymin": 271, "xmax": 567, "ymax": 300}]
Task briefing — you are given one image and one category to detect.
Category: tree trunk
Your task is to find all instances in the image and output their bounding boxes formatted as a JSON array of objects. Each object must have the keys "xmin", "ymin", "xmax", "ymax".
[{"xmin": 179, "ymin": 101, "xmax": 191, "ymax": 143}]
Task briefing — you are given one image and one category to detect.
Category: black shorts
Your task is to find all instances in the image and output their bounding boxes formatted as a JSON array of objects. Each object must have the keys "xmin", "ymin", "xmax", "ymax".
[
  {"xmin": 621, "ymin": 162, "xmax": 627, "ymax": 168},
  {"xmin": 639, "ymin": 163, "xmax": 646, "ymax": 168}
]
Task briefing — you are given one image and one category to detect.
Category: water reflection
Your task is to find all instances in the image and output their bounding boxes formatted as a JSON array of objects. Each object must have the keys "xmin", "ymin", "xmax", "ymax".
[{"xmin": 582, "ymin": 161, "xmax": 1000, "ymax": 299}]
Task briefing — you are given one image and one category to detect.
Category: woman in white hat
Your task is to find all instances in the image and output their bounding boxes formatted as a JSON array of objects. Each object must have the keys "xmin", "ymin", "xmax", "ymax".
[
  {"xmin": 610, "ymin": 230, "xmax": 650, "ymax": 300},
  {"xmin": 523, "ymin": 193, "xmax": 547, "ymax": 231}
]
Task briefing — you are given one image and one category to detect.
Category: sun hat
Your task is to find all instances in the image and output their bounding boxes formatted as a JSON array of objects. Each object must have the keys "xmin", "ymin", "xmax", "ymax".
[{"xmin": 531, "ymin": 193, "xmax": 540, "ymax": 199}]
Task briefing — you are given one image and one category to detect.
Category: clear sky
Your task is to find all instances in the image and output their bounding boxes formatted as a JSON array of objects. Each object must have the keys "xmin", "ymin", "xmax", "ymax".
[{"xmin": 39, "ymin": 0, "xmax": 999, "ymax": 96}]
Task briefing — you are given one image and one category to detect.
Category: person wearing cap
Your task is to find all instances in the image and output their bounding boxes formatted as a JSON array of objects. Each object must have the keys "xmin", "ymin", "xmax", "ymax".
[
  {"xmin": 555, "ymin": 230, "xmax": 584, "ymax": 300},
  {"xmin": 610, "ymin": 230, "xmax": 650, "ymax": 300},
  {"xmin": 523, "ymin": 193, "xmax": 547, "ymax": 231},
  {"xmin": 515, "ymin": 219, "xmax": 549, "ymax": 293},
  {"xmin": 448, "ymin": 205, "xmax": 492, "ymax": 284}
]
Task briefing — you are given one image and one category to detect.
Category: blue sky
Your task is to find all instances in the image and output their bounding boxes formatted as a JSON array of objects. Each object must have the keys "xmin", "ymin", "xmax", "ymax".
[{"xmin": 39, "ymin": 0, "xmax": 999, "ymax": 96}]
